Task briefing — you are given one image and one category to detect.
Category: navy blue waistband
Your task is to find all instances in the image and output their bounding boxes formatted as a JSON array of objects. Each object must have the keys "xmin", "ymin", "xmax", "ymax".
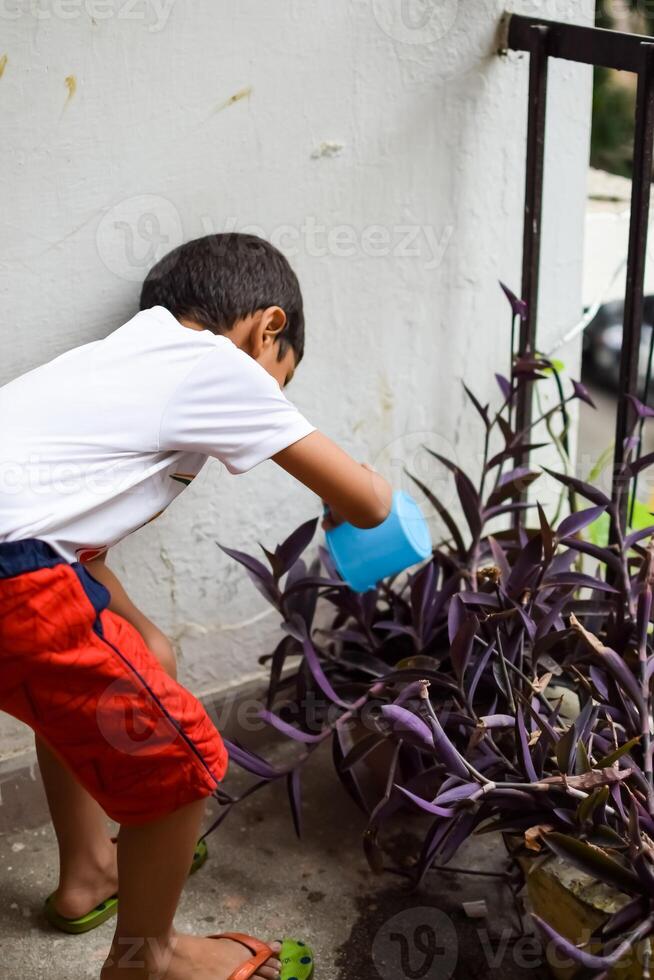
[
  {"xmin": 0, "ymin": 538, "xmax": 110, "ymax": 617},
  {"xmin": 0, "ymin": 539, "xmax": 65, "ymax": 579}
]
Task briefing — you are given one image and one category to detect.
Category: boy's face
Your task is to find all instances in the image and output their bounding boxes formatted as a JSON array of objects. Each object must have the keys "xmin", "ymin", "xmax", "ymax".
[{"xmin": 255, "ymin": 340, "xmax": 296, "ymax": 389}]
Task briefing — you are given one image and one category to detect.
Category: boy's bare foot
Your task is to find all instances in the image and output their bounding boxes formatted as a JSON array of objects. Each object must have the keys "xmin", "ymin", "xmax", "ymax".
[
  {"xmin": 101, "ymin": 933, "xmax": 282, "ymax": 980},
  {"xmin": 53, "ymin": 843, "xmax": 119, "ymax": 919}
]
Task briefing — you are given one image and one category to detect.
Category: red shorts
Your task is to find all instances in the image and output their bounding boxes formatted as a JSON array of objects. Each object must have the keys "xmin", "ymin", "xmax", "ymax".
[{"xmin": 0, "ymin": 540, "xmax": 228, "ymax": 825}]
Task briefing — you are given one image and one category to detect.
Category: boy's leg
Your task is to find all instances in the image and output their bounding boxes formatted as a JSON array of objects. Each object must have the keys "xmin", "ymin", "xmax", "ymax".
[
  {"xmin": 36, "ymin": 736, "xmax": 118, "ymax": 919},
  {"xmin": 101, "ymin": 799, "xmax": 281, "ymax": 980},
  {"xmin": 39, "ymin": 558, "xmax": 177, "ymax": 919}
]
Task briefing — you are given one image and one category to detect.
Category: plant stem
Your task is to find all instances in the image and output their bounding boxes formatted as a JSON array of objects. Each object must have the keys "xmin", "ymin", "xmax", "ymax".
[{"xmin": 496, "ymin": 627, "xmax": 516, "ymax": 712}]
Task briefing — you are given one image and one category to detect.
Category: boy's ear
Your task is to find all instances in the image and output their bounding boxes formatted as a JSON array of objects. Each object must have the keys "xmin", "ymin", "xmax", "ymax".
[{"xmin": 250, "ymin": 306, "xmax": 287, "ymax": 356}]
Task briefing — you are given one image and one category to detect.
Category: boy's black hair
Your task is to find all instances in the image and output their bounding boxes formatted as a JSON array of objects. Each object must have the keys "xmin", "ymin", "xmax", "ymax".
[{"xmin": 139, "ymin": 233, "xmax": 305, "ymax": 364}]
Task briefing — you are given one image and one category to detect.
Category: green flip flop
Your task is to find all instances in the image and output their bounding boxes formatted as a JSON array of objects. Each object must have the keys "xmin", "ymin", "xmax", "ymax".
[
  {"xmin": 279, "ymin": 938, "xmax": 315, "ymax": 980},
  {"xmin": 44, "ymin": 838, "xmax": 209, "ymax": 935}
]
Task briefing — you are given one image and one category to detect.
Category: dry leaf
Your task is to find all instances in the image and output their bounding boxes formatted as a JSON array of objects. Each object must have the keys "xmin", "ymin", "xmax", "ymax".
[
  {"xmin": 532, "ymin": 671, "xmax": 553, "ymax": 695},
  {"xmin": 539, "ymin": 766, "xmax": 632, "ymax": 790},
  {"xmin": 524, "ymin": 824, "xmax": 555, "ymax": 852}
]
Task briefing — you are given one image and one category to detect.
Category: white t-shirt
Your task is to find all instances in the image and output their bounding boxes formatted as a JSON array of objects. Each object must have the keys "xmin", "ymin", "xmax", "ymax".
[{"xmin": 0, "ymin": 306, "xmax": 315, "ymax": 561}]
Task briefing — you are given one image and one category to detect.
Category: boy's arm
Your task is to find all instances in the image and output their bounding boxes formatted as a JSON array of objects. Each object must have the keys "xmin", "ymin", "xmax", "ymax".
[
  {"xmin": 85, "ymin": 555, "xmax": 177, "ymax": 678},
  {"xmin": 273, "ymin": 430, "xmax": 392, "ymax": 528}
]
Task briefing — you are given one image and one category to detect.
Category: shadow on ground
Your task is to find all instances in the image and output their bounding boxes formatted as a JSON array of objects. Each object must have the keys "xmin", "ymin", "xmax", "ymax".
[{"xmin": 0, "ymin": 742, "xmax": 547, "ymax": 979}]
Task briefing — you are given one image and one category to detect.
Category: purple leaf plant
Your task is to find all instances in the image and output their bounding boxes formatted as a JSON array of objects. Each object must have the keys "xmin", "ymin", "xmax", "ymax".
[{"xmin": 213, "ymin": 284, "xmax": 654, "ymax": 975}]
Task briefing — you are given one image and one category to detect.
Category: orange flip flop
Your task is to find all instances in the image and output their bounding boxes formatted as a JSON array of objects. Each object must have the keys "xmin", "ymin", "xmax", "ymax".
[{"xmin": 210, "ymin": 932, "xmax": 314, "ymax": 980}]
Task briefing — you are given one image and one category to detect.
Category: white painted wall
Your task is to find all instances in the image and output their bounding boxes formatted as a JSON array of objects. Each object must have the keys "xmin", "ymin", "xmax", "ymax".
[{"xmin": 0, "ymin": 0, "xmax": 593, "ymax": 759}]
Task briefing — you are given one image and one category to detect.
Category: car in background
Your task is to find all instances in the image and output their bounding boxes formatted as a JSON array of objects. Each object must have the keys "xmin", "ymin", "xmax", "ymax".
[{"xmin": 582, "ymin": 295, "xmax": 654, "ymax": 396}]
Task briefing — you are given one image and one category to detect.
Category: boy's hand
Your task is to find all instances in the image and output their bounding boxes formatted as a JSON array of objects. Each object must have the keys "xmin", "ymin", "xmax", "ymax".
[
  {"xmin": 85, "ymin": 554, "xmax": 177, "ymax": 679},
  {"xmin": 273, "ymin": 433, "xmax": 392, "ymax": 529}
]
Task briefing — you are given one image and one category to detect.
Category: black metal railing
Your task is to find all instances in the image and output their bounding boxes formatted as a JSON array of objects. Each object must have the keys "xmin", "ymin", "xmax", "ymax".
[{"xmin": 507, "ymin": 13, "xmax": 654, "ymax": 536}]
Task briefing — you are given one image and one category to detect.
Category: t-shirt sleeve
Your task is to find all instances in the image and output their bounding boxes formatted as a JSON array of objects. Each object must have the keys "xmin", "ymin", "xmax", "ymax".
[{"xmin": 158, "ymin": 339, "xmax": 316, "ymax": 474}]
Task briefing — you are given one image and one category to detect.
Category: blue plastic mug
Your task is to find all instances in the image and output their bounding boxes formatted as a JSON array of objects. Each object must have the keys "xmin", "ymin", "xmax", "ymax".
[{"xmin": 325, "ymin": 490, "xmax": 433, "ymax": 592}]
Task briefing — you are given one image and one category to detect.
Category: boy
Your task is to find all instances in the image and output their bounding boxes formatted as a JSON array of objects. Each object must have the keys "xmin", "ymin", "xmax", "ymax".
[{"xmin": 0, "ymin": 233, "xmax": 392, "ymax": 980}]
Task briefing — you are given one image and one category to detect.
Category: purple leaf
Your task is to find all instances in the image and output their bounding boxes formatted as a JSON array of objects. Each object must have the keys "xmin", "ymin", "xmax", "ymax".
[
  {"xmin": 393, "ymin": 681, "xmax": 425, "ymax": 706},
  {"xmin": 499, "ymin": 281, "xmax": 528, "ymax": 320},
  {"xmin": 276, "ymin": 518, "xmax": 319, "ymax": 575},
  {"xmin": 218, "ymin": 544, "xmax": 279, "ymax": 606},
  {"xmin": 627, "ymin": 394, "xmax": 654, "ymax": 419},
  {"xmin": 258, "ymin": 709, "xmax": 325, "ymax": 744},
  {"xmin": 603, "ymin": 898, "xmax": 648, "ymax": 939},
  {"xmin": 434, "ymin": 782, "xmax": 480, "ymax": 806},
  {"xmin": 516, "ymin": 707, "xmax": 539, "ymax": 781},
  {"xmin": 406, "ymin": 471, "xmax": 466, "ymax": 558},
  {"xmin": 495, "ymin": 373, "xmax": 513, "ymax": 401},
  {"xmin": 479, "ymin": 713, "xmax": 515, "ymax": 728},
  {"xmin": 486, "ymin": 468, "xmax": 541, "ymax": 509},
  {"xmin": 468, "ymin": 639, "xmax": 496, "ymax": 704},
  {"xmin": 332, "ymin": 727, "xmax": 370, "ymax": 816},
  {"xmin": 282, "ymin": 615, "xmax": 351, "ymax": 708},
  {"xmin": 439, "ymin": 810, "xmax": 481, "ymax": 865},
  {"xmin": 394, "ymin": 785, "xmax": 457, "ymax": 817},
  {"xmin": 223, "ymin": 738, "xmax": 279, "ymax": 780},
  {"xmin": 560, "ymin": 537, "xmax": 623, "ymax": 575},
  {"xmin": 420, "ymin": 705, "xmax": 469, "ymax": 779},
  {"xmin": 265, "ymin": 634, "xmax": 298, "ymax": 709},
  {"xmin": 425, "ymin": 449, "xmax": 482, "ymax": 540},
  {"xmin": 541, "ymin": 572, "xmax": 618, "ymax": 594},
  {"xmin": 571, "ymin": 379, "xmax": 597, "ymax": 409},
  {"xmin": 556, "ymin": 506, "xmax": 606, "ymax": 539},
  {"xmin": 484, "ymin": 501, "xmax": 535, "ymax": 520},
  {"xmin": 541, "ymin": 467, "xmax": 611, "ymax": 507},
  {"xmin": 455, "ymin": 472, "xmax": 483, "ymax": 540},
  {"xmin": 462, "ymin": 383, "xmax": 490, "ymax": 427},
  {"xmin": 486, "ymin": 441, "xmax": 548, "ymax": 469},
  {"xmin": 410, "ymin": 561, "xmax": 436, "ymax": 635},
  {"xmin": 626, "ymin": 524, "xmax": 654, "ymax": 547},
  {"xmin": 318, "ymin": 544, "xmax": 339, "ymax": 579},
  {"xmin": 507, "ymin": 532, "xmax": 543, "ymax": 595},
  {"xmin": 532, "ymin": 915, "xmax": 630, "ymax": 970},
  {"xmin": 449, "ymin": 616, "xmax": 479, "ymax": 683},
  {"xmin": 374, "ymin": 620, "xmax": 419, "ymax": 638},
  {"xmin": 535, "ymin": 589, "xmax": 574, "ymax": 641},
  {"xmin": 511, "ymin": 600, "xmax": 537, "ymax": 641},
  {"xmin": 628, "ymin": 451, "xmax": 654, "ymax": 476},
  {"xmin": 488, "ymin": 535, "xmax": 511, "ymax": 584},
  {"xmin": 589, "ymin": 666, "xmax": 609, "ymax": 700},
  {"xmin": 380, "ymin": 704, "xmax": 434, "ymax": 751},
  {"xmin": 415, "ymin": 817, "xmax": 457, "ymax": 886},
  {"xmin": 458, "ymin": 592, "xmax": 500, "ymax": 608},
  {"xmin": 447, "ymin": 594, "xmax": 465, "ymax": 644}
]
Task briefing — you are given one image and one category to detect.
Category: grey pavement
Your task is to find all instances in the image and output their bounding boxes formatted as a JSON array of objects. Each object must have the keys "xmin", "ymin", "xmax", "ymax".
[{"xmin": 0, "ymin": 742, "xmax": 546, "ymax": 980}]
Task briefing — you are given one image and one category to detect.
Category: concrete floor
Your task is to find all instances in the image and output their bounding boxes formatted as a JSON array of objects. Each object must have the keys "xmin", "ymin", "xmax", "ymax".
[{"xmin": 0, "ymin": 742, "xmax": 547, "ymax": 980}]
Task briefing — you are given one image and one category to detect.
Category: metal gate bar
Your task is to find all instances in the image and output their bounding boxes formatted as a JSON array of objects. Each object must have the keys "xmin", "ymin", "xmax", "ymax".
[
  {"xmin": 507, "ymin": 14, "xmax": 654, "ymax": 534},
  {"xmin": 515, "ymin": 24, "xmax": 549, "ymax": 445}
]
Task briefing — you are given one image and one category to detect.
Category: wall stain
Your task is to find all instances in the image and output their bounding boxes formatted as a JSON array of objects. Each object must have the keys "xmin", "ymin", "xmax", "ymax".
[
  {"xmin": 0, "ymin": 55, "xmax": 7, "ymax": 78},
  {"xmin": 63, "ymin": 74, "xmax": 77, "ymax": 106},
  {"xmin": 213, "ymin": 85, "xmax": 252, "ymax": 114},
  {"xmin": 311, "ymin": 140, "xmax": 344, "ymax": 159}
]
